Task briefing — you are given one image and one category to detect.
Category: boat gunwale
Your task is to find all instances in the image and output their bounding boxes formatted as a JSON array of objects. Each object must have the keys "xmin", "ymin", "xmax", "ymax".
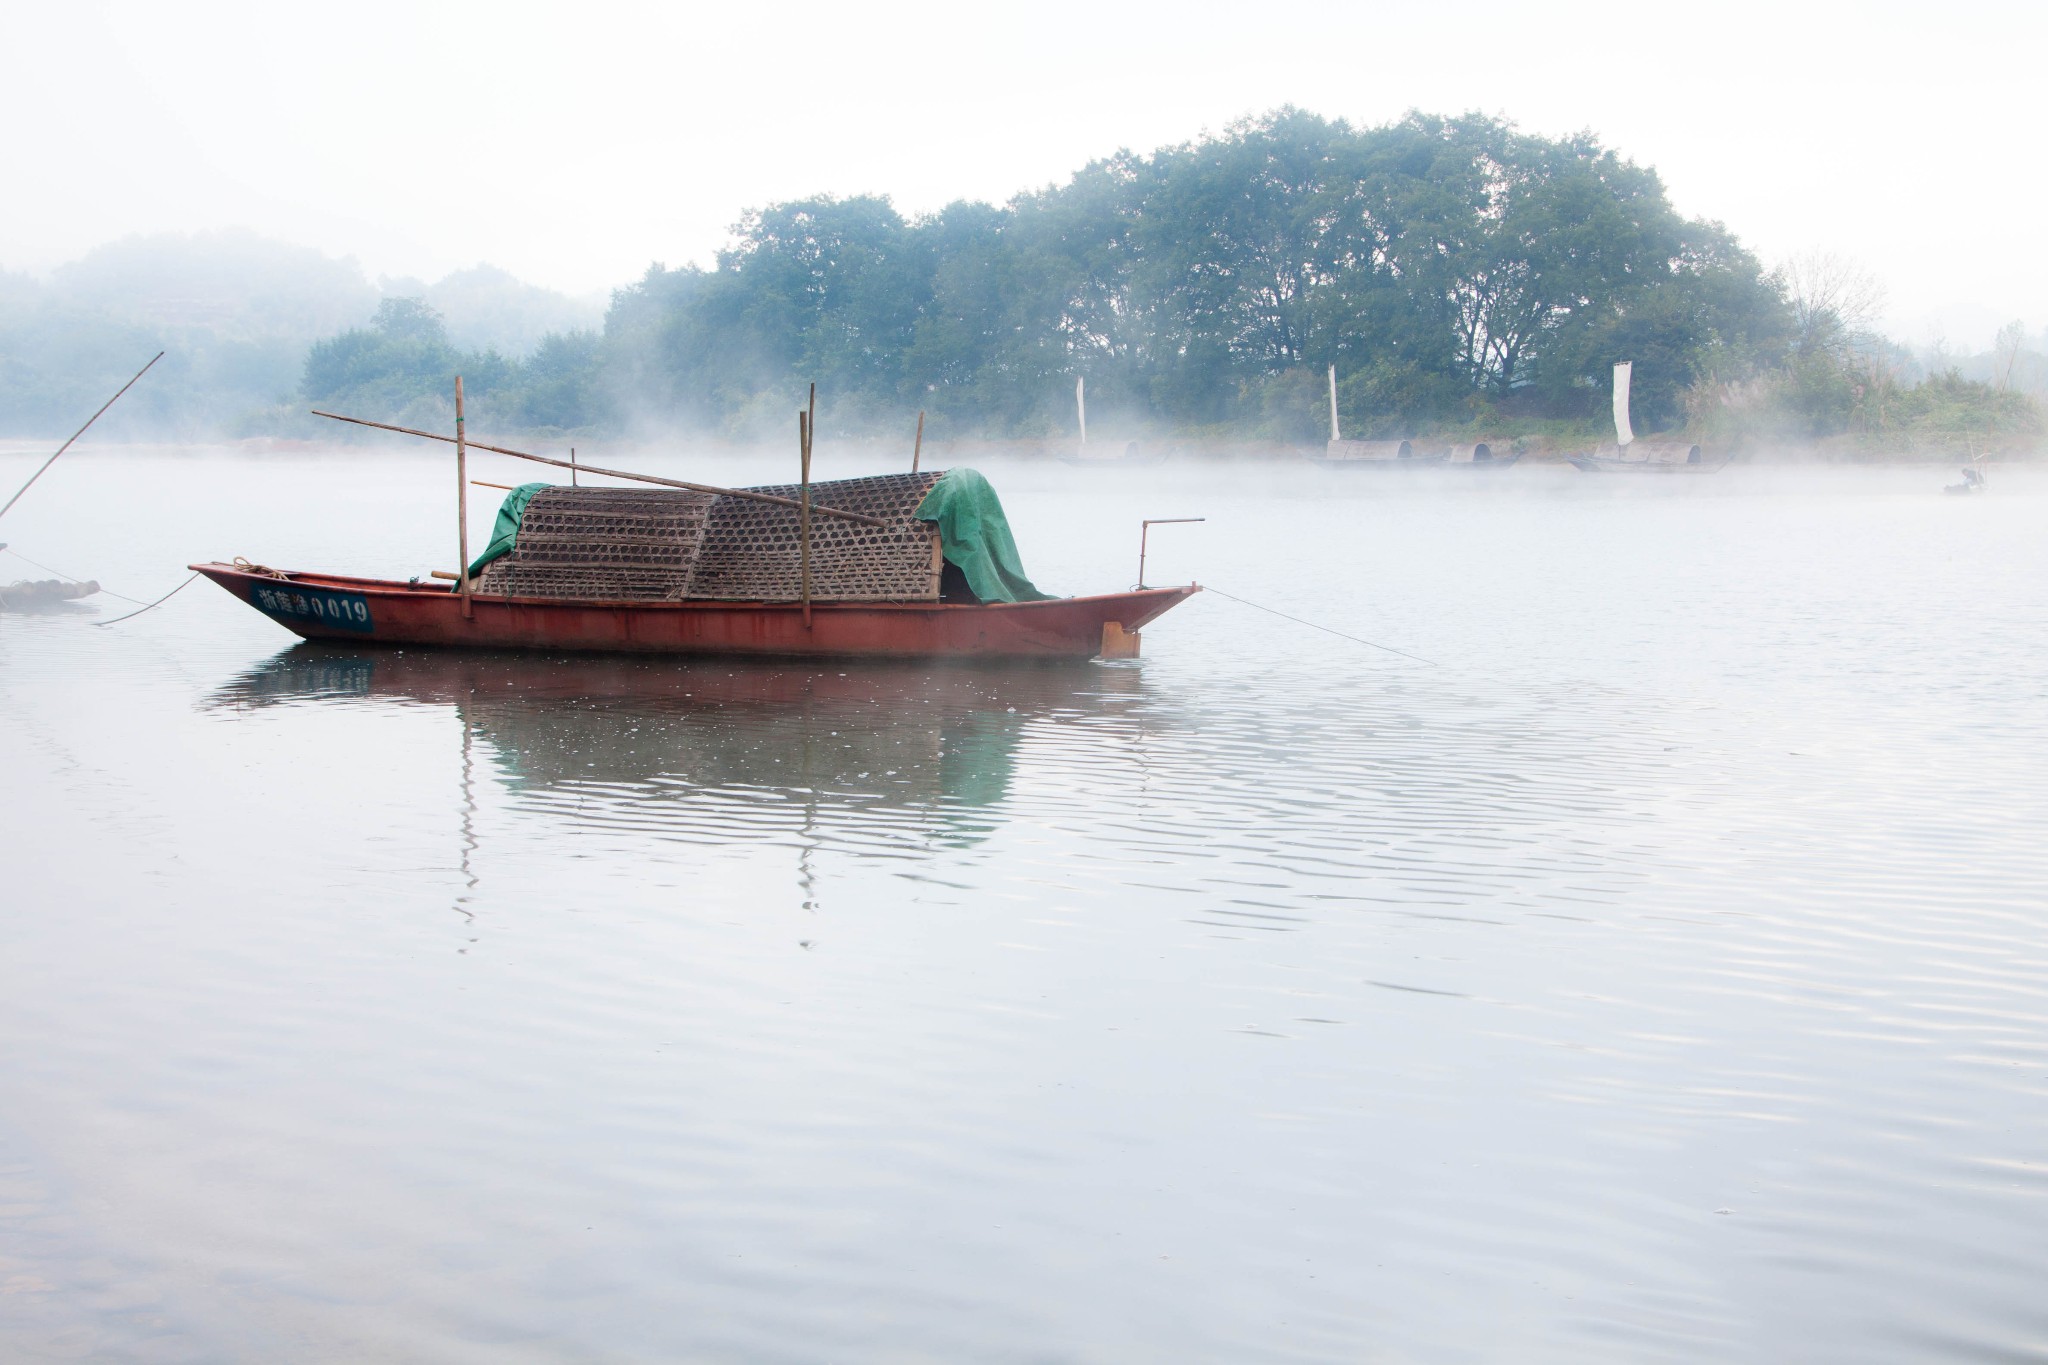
[{"xmin": 188, "ymin": 562, "xmax": 1200, "ymax": 614}]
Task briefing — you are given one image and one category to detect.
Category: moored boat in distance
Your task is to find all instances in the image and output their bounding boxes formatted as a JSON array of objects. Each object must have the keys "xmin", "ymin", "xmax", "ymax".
[
  {"xmin": 1308, "ymin": 366, "xmax": 1447, "ymax": 468},
  {"xmin": 1314, "ymin": 438, "xmax": 1448, "ymax": 468},
  {"xmin": 1568, "ymin": 442, "xmax": 1727, "ymax": 473},
  {"xmin": 1058, "ymin": 376, "xmax": 1171, "ymax": 466},
  {"xmin": 1446, "ymin": 441, "xmax": 1518, "ymax": 469},
  {"xmin": 1570, "ymin": 362, "xmax": 1724, "ymax": 472}
]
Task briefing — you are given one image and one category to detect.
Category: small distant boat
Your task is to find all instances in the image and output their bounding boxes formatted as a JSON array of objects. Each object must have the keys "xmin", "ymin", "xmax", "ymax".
[
  {"xmin": 1944, "ymin": 465, "xmax": 1988, "ymax": 495},
  {"xmin": 1058, "ymin": 378, "xmax": 1170, "ymax": 465},
  {"xmin": 1307, "ymin": 366, "xmax": 1446, "ymax": 468},
  {"xmin": 1568, "ymin": 363, "xmax": 1725, "ymax": 472},
  {"xmin": 0, "ymin": 577, "xmax": 99, "ymax": 610},
  {"xmin": 1568, "ymin": 443, "xmax": 1726, "ymax": 473},
  {"xmin": 1060, "ymin": 440, "xmax": 1169, "ymax": 467},
  {"xmin": 1445, "ymin": 442, "xmax": 1518, "ymax": 470}
]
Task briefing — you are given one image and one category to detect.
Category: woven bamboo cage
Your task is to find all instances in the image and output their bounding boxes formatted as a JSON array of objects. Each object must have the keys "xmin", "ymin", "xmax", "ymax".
[{"xmin": 476, "ymin": 471, "xmax": 945, "ymax": 603}]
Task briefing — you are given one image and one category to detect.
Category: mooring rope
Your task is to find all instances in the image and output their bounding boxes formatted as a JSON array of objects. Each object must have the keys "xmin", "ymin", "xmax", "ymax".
[
  {"xmin": 1202, "ymin": 585, "xmax": 1437, "ymax": 667},
  {"xmin": 92, "ymin": 573, "xmax": 199, "ymax": 627}
]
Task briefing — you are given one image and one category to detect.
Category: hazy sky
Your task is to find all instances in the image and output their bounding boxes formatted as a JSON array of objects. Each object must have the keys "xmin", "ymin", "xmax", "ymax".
[{"xmin": 6, "ymin": 0, "xmax": 2040, "ymax": 345}]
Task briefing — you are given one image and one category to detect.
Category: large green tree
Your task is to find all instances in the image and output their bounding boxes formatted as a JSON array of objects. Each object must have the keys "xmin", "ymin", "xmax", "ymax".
[{"xmin": 288, "ymin": 110, "xmax": 1798, "ymax": 441}]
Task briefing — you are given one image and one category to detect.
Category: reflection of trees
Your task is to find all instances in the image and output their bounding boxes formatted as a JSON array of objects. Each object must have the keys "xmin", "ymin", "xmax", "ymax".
[{"xmin": 205, "ymin": 646, "xmax": 1150, "ymax": 847}]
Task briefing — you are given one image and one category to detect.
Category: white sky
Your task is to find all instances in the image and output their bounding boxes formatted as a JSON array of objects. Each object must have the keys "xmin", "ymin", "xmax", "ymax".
[{"xmin": 4, "ymin": 0, "xmax": 2041, "ymax": 347}]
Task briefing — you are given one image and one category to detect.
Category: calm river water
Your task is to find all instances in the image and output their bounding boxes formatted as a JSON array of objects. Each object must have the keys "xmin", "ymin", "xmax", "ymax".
[{"xmin": 2, "ymin": 448, "xmax": 2045, "ymax": 1362}]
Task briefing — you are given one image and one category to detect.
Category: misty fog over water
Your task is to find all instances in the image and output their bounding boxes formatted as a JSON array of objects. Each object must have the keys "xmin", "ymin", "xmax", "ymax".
[{"xmin": 3, "ymin": 451, "xmax": 2044, "ymax": 1360}]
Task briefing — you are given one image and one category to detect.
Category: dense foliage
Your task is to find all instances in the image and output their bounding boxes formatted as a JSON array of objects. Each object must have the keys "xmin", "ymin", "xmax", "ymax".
[
  {"xmin": 0, "ymin": 233, "xmax": 599, "ymax": 439},
  {"xmin": 582, "ymin": 110, "xmax": 1795, "ymax": 439},
  {"xmin": 4, "ymin": 112, "xmax": 2038, "ymax": 452},
  {"xmin": 297, "ymin": 298, "xmax": 602, "ymax": 435}
]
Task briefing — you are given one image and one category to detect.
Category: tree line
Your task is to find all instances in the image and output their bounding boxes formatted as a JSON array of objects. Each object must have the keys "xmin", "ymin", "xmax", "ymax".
[
  {"xmin": 303, "ymin": 109, "xmax": 1799, "ymax": 442},
  {"xmin": 16, "ymin": 109, "xmax": 2020, "ymax": 450}
]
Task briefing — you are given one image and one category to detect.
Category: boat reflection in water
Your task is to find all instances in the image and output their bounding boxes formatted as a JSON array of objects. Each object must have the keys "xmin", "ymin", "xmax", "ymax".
[{"xmin": 206, "ymin": 644, "xmax": 1157, "ymax": 857}]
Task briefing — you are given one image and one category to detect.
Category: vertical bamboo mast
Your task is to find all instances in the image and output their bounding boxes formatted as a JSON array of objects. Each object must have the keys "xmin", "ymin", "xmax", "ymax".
[
  {"xmin": 799, "ymin": 384, "xmax": 815, "ymax": 629},
  {"xmin": 910, "ymin": 409, "xmax": 925, "ymax": 473},
  {"xmin": 570, "ymin": 446, "xmax": 578, "ymax": 487},
  {"xmin": 1327, "ymin": 364, "xmax": 1341, "ymax": 442},
  {"xmin": 1076, "ymin": 376, "xmax": 1087, "ymax": 453},
  {"xmin": 455, "ymin": 376, "xmax": 473, "ymax": 619}
]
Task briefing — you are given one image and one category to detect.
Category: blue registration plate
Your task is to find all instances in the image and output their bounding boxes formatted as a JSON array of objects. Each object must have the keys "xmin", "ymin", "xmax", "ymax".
[{"xmin": 249, "ymin": 582, "xmax": 374, "ymax": 633}]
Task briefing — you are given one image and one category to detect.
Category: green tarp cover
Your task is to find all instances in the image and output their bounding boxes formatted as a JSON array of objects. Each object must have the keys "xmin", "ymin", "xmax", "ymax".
[
  {"xmin": 467, "ymin": 482, "xmax": 548, "ymax": 577},
  {"xmin": 916, "ymin": 468, "xmax": 1055, "ymax": 603},
  {"xmin": 464, "ymin": 469, "xmax": 1054, "ymax": 603}
]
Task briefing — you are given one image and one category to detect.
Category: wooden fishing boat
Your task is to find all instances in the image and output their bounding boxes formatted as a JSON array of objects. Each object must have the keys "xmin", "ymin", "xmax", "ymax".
[
  {"xmin": 1310, "ymin": 367, "xmax": 1445, "ymax": 469},
  {"xmin": 1568, "ymin": 362, "xmax": 1724, "ymax": 472},
  {"xmin": 191, "ymin": 562, "xmax": 1195, "ymax": 660},
  {"xmin": 1567, "ymin": 445, "xmax": 1728, "ymax": 473},
  {"xmin": 199, "ymin": 389, "xmax": 1201, "ymax": 661},
  {"xmin": 1059, "ymin": 378, "xmax": 1172, "ymax": 465},
  {"xmin": 1445, "ymin": 442, "xmax": 1519, "ymax": 469},
  {"xmin": 1307, "ymin": 438, "xmax": 1449, "ymax": 469},
  {"xmin": 1059, "ymin": 442, "xmax": 1170, "ymax": 467}
]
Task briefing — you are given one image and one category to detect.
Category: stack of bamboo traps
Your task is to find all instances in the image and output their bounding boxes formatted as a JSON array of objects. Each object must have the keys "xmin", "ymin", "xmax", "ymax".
[{"xmin": 475, "ymin": 472, "xmax": 945, "ymax": 603}]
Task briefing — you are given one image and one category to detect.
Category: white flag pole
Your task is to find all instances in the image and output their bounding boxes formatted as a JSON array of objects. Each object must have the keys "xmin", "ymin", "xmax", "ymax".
[{"xmin": 1612, "ymin": 362, "xmax": 1635, "ymax": 448}]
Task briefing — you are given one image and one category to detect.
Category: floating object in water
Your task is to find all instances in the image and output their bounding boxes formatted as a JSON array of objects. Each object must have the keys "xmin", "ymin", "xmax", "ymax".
[{"xmin": 0, "ymin": 577, "xmax": 100, "ymax": 610}]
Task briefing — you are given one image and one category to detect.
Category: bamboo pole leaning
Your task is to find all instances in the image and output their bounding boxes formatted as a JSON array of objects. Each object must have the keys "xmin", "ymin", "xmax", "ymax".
[
  {"xmin": 455, "ymin": 377, "xmax": 473, "ymax": 619},
  {"xmin": 1, "ymin": 352, "xmax": 164, "ymax": 523},
  {"xmin": 799, "ymin": 384, "xmax": 815, "ymax": 629},
  {"xmin": 911, "ymin": 410, "xmax": 925, "ymax": 473},
  {"xmin": 308, "ymin": 409, "xmax": 886, "ymax": 528}
]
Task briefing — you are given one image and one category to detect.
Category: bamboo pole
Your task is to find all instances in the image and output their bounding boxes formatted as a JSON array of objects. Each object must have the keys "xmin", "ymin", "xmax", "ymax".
[
  {"xmin": 911, "ymin": 409, "xmax": 925, "ymax": 473},
  {"xmin": 308, "ymin": 409, "xmax": 885, "ymax": 527},
  {"xmin": 799, "ymin": 384, "xmax": 815, "ymax": 629},
  {"xmin": 455, "ymin": 377, "xmax": 473, "ymax": 618},
  {"xmin": 570, "ymin": 446, "xmax": 577, "ymax": 487},
  {"xmin": 1138, "ymin": 517, "xmax": 1206, "ymax": 588},
  {"xmin": 1, "ymin": 352, "xmax": 163, "ymax": 523}
]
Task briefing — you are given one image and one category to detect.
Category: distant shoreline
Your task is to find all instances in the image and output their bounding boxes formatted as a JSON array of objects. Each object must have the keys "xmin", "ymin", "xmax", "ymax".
[{"xmin": 2, "ymin": 436, "xmax": 2038, "ymax": 466}]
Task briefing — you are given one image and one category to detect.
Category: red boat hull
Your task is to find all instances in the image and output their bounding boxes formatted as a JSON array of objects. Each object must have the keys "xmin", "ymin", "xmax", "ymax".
[{"xmin": 191, "ymin": 563, "xmax": 1198, "ymax": 660}]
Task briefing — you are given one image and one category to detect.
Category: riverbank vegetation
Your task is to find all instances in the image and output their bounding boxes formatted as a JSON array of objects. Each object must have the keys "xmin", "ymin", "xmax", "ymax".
[{"xmin": 3, "ymin": 112, "xmax": 2040, "ymax": 456}]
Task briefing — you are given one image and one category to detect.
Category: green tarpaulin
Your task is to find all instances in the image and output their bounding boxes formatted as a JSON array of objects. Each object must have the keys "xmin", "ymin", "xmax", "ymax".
[
  {"xmin": 916, "ymin": 468, "xmax": 1054, "ymax": 603},
  {"xmin": 464, "ymin": 469, "xmax": 1053, "ymax": 603},
  {"xmin": 467, "ymin": 482, "xmax": 548, "ymax": 578}
]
